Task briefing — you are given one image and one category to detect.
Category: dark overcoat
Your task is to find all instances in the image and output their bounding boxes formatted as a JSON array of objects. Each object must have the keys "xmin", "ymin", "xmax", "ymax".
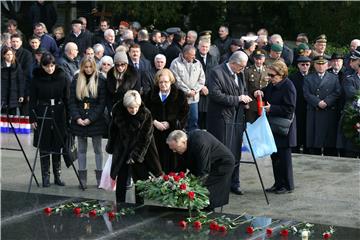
[
  {"xmin": 106, "ymin": 65, "xmax": 141, "ymax": 112},
  {"xmin": 15, "ymin": 47, "xmax": 32, "ymax": 96},
  {"xmin": 106, "ymin": 103, "xmax": 162, "ymax": 180},
  {"xmin": 179, "ymin": 130, "xmax": 235, "ymax": 209},
  {"xmin": 207, "ymin": 63, "xmax": 247, "ymax": 161},
  {"xmin": 29, "ymin": 67, "xmax": 69, "ymax": 151},
  {"xmin": 165, "ymin": 42, "xmax": 182, "ymax": 68},
  {"xmin": 262, "ymin": 78, "xmax": 297, "ymax": 148},
  {"xmin": 1, "ymin": 62, "xmax": 24, "ymax": 108},
  {"xmin": 139, "ymin": 40, "xmax": 159, "ymax": 63},
  {"xmin": 303, "ymin": 72, "xmax": 341, "ymax": 148},
  {"xmin": 63, "ymin": 30, "xmax": 92, "ymax": 57},
  {"xmin": 145, "ymin": 84, "xmax": 189, "ymax": 173},
  {"xmin": 69, "ymin": 74, "xmax": 107, "ymax": 137},
  {"xmin": 289, "ymin": 71, "xmax": 308, "ymax": 147}
]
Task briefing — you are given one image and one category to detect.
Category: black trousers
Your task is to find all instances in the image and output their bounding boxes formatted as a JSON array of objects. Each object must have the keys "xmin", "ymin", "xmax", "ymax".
[
  {"xmin": 310, "ymin": 147, "xmax": 338, "ymax": 156},
  {"xmin": 270, "ymin": 147, "xmax": 294, "ymax": 191},
  {"xmin": 115, "ymin": 163, "xmax": 144, "ymax": 204}
]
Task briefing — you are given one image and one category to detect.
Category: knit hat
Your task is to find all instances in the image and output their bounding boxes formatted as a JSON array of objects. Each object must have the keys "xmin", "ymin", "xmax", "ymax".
[{"xmin": 114, "ymin": 51, "xmax": 128, "ymax": 64}]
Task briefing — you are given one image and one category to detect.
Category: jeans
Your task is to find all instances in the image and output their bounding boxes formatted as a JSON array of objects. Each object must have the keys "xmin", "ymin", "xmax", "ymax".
[
  {"xmin": 77, "ymin": 136, "xmax": 103, "ymax": 170},
  {"xmin": 186, "ymin": 103, "xmax": 199, "ymax": 131}
]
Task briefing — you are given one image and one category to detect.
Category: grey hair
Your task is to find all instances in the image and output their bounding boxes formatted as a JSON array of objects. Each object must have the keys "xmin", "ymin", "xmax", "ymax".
[
  {"xmin": 93, "ymin": 43, "xmax": 104, "ymax": 53},
  {"xmin": 166, "ymin": 130, "xmax": 188, "ymax": 143},
  {"xmin": 182, "ymin": 44, "xmax": 196, "ymax": 54},
  {"xmin": 99, "ymin": 55, "xmax": 113, "ymax": 66},
  {"xmin": 351, "ymin": 39, "xmax": 360, "ymax": 46},
  {"xmin": 270, "ymin": 34, "xmax": 283, "ymax": 45},
  {"xmin": 64, "ymin": 42, "xmax": 78, "ymax": 53},
  {"xmin": 123, "ymin": 90, "xmax": 142, "ymax": 108},
  {"xmin": 104, "ymin": 29, "xmax": 115, "ymax": 37},
  {"xmin": 138, "ymin": 29, "xmax": 149, "ymax": 41},
  {"xmin": 154, "ymin": 54, "xmax": 166, "ymax": 62},
  {"xmin": 187, "ymin": 30, "xmax": 198, "ymax": 39},
  {"xmin": 228, "ymin": 50, "xmax": 248, "ymax": 64},
  {"xmin": 123, "ymin": 29, "xmax": 134, "ymax": 40}
]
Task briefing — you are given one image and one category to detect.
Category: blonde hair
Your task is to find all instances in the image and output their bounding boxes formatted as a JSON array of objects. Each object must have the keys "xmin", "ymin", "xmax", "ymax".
[
  {"xmin": 76, "ymin": 57, "xmax": 99, "ymax": 100},
  {"xmin": 123, "ymin": 90, "xmax": 141, "ymax": 108},
  {"xmin": 154, "ymin": 68, "xmax": 176, "ymax": 85},
  {"xmin": 270, "ymin": 60, "xmax": 288, "ymax": 78},
  {"xmin": 53, "ymin": 26, "xmax": 65, "ymax": 38}
]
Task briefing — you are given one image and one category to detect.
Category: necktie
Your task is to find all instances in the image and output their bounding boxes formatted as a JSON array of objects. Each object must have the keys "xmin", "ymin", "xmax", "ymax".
[
  {"xmin": 161, "ymin": 94, "xmax": 167, "ymax": 102},
  {"xmin": 110, "ymin": 44, "xmax": 114, "ymax": 53},
  {"xmin": 135, "ymin": 63, "xmax": 139, "ymax": 69}
]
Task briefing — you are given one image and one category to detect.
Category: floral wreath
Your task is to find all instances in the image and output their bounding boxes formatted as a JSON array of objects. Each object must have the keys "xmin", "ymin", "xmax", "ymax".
[{"xmin": 342, "ymin": 92, "xmax": 360, "ymax": 147}]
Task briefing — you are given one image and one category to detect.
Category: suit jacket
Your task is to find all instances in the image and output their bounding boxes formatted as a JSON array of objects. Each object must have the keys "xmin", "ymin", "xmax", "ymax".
[
  {"xmin": 102, "ymin": 41, "xmax": 118, "ymax": 58},
  {"xmin": 139, "ymin": 40, "xmax": 159, "ymax": 63},
  {"xmin": 165, "ymin": 41, "xmax": 182, "ymax": 68}
]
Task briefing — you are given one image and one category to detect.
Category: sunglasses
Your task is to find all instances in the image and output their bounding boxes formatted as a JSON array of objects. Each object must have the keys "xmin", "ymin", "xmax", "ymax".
[
  {"xmin": 300, "ymin": 63, "xmax": 310, "ymax": 66},
  {"xmin": 267, "ymin": 73, "xmax": 277, "ymax": 78},
  {"xmin": 115, "ymin": 63, "xmax": 127, "ymax": 67}
]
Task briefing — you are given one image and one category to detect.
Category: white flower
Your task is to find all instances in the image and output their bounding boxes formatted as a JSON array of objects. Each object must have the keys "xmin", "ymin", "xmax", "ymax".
[
  {"xmin": 356, "ymin": 99, "xmax": 360, "ymax": 107},
  {"xmin": 302, "ymin": 230, "xmax": 309, "ymax": 237}
]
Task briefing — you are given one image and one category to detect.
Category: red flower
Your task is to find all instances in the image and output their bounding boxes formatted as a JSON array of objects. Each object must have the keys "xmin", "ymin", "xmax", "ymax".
[
  {"xmin": 179, "ymin": 183, "xmax": 187, "ymax": 190},
  {"xmin": 266, "ymin": 228, "xmax": 273, "ymax": 235},
  {"xmin": 177, "ymin": 171, "xmax": 185, "ymax": 178},
  {"xmin": 219, "ymin": 225, "xmax": 227, "ymax": 232},
  {"xmin": 44, "ymin": 207, "xmax": 52, "ymax": 214},
  {"xmin": 323, "ymin": 233, "xmax": 332, "ymax": 239},
  {"xmin": 193, "ymin": 221, "xmax": 202, "ymax": 229},
  {"xmin": 280, "ymin": 229, "xmax": 289, "ymax": 236},
  {"xmin": 73, "ymin": 207, "xmax": 81, "ymax": 215},
  {"xmin": 173, "ymin": 176, "xmax": 180, "ymax": 182},
  {"xmin": 108, "ymin": 211, "xmax": 115, "ymax": 218},
  {"xmin": 246, "ymin": 226, "xmax": 254, "ymax": 234},
  {"xmin": 89, "ymin": 209, "xmax": 97, "ymax": 217},
  {"xmin": 187, "ymin": 191, "xmax": 195, "ymax": 200},
  {"xmin": 169, "ymin": 172, "xmax": 176, "ymax": 177},
  {"xmin": 178, "ymin": 220, "xmax": 187, "ymax": 228},
  {"xmin": 209, "ymin": 221, "xmax": 220, "ymax": 231},
  {"xmin": 163, "ymin": 175, "xmax": 170, "ymax": 181}
]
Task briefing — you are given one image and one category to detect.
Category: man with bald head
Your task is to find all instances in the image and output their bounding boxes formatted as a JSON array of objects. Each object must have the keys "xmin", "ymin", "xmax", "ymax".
[
  {"xmin": 58, "ymin": 42, "xmax": 80, "ymax": 82},
  {"xmin": 344, "ymin": 39, "xmax": 360, "ymax": 71}
]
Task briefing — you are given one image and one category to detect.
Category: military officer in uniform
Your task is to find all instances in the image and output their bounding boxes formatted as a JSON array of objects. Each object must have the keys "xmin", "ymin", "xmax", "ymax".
[
  {"xmin": 244, "ymin": 49, "xmax": 269, "ymax": 123},
  {"xmin": 311, "ymin": 34, "xmax": 330, "ymax": 59},
  {"xmin": 265, "ymin": 44, "xmax": 285, "ymax": 66},
  {"xmin": 303, "ymin": 56, "xmax": 341, "ymax": 156}
]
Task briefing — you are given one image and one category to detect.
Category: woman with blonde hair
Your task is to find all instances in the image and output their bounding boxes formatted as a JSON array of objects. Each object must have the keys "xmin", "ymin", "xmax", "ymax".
[
  {"xmin": 69, "ymin": 56, "xmax": 107, "ymax": 188},
  {"xmin": 52, "ymin": 26, "xmax": 65, "ymax": 49}
]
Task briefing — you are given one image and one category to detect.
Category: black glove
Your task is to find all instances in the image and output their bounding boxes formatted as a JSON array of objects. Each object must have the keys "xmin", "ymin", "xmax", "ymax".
[{"xmin": 199, "ymin": 174, "xmax": 209, "ymax": 185}]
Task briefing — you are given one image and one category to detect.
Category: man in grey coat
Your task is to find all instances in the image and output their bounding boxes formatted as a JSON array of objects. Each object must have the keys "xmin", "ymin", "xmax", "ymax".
[
  {"xmin": 207, "ymin": 51, "xmax": 252, "ymax": 195},
  {"xmin": 58, "ymin": 42, "xmax": 80, "ymax": 82}
]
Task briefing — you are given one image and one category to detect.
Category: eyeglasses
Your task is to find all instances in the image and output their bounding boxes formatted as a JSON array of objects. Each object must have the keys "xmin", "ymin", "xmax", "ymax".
[
  {"xmin": 300, "ymin": 63, "xmax": 310, "ymax": 66},
  {"xmin": 102, "ymin": 63, "xmax": 111, "ymax": 66},
  {"xmin": 115, "ymin": 63, "xmax": 127, "ymax": 67},
  {"xmin": 267, "ymin": 73, "xmax": 277, "ymax": 78}
]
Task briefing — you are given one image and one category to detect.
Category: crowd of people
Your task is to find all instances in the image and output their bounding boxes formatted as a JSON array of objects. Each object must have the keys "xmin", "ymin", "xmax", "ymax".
[{"xmin": 1, "ymin": 11, "xmax": 360, "ymax": 208}]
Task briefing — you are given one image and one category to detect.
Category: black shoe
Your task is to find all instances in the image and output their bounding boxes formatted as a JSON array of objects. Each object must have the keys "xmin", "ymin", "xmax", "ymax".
[
  {"xmin": 275, "ymin": 187, "xmax": 293, "ymax": 194},
  {"xmin": 231, "ymin": 187, "xmax": 244, "ymax": 195},
  {"xmin": 54, "ymin": 176, "xmax": 66, "ymax": 186},
  {"xmin": 203, "ymin": 206, "xmax": 214, "ymax": 212},
  {"xmin": 42, "ymin": 176, "xmax": 50, "ymax": 187},
  {"xmin": 265, "ymin": 185, "xmax": 278, "ymax": 193}
]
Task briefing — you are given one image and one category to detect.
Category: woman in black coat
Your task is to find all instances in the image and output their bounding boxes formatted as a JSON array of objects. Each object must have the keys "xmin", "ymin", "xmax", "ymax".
[
  {"xmin": 69, "ymin": 56, "xmax": 107, "ymax": 188},
  {"xmin": 145, "ymin": 68, "xmax": 188, "ymax": 173},
  {"xmin": 254, "ymin": 60, "xmax": 297, "ymax": 194},
  {"xmin": 29, "ymin": 53, "xmax": 68, "ymax": 187},
  {"xmin": 106, "ymin": 90, "xmax": 163, "ymax": 204},
  {"xmin": 1, "ymin": 46, "xmax": 24, "ymax": 115}
]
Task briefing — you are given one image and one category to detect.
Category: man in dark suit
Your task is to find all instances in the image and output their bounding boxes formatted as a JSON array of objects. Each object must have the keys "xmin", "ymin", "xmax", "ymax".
[
  {"xmin": 138, "ymin": 29, "xmax": 159, "ymax": 64},
  {"xmin": 207, "ymin": 51, "xmax": 252, "ymax": 195},
  {"xmin": 266, "ymin": 34, "xmax": 293, "ymax": 67},
  {"xmin": 288, "ymin": 56, "xmax": 311, "ymax": 154},
  {"xmin": 102, "ymin": 29, "xmax": 118, "ymax": 58},
  {"xmin": 303, "ymin": 56, "xmax": 341, "ymax": 156},
  {"xmin": 167, "ymin": 129, "xmax": 235, "ymax": 210},
  {"xmin": 165, "ymin": 31, "xmax": 186, "ymax": 68},
  {"xmin": 63, "ymin": 20, "xmax": 92, "ymax": 57},
  {"xmin": 214, "ymin": 25, "xmax": 233, "ymax": 57},
  {"xmin": 196, "ymin": 39, "xmax": 219, "ymax": 129}
]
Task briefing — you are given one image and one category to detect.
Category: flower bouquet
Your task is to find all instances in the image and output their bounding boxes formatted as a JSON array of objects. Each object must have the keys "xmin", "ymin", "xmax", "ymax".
[
  {"xmin": 135, "ymin": 170, "xmax": 209, "ymax": 216},
  {"xmin": 342, "ymin": 92, "xmax": 360, "ymax": 147}
]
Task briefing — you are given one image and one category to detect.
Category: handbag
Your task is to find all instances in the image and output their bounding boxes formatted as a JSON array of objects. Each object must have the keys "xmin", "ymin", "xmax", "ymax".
[
  {"xmin": 99, "ymin": 155, "xmax": 117, "ymax": 191},
  {"xmin": 268, "ymin": 113, "xmax": 294, "ymax": 136},
  {"xmin": 243, "ymin": 109, "xmax": 277, "ymax": 159},
  {"xmin": 62, "ymin": 131, "xmax": 78, "ymax": 168}
]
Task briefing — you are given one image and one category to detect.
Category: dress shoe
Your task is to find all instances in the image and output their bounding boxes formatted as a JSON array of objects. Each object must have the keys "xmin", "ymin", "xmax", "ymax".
[
  {"xmin": 231, "ymin": 187, "xmax": 244, "ymax": 195},
  {"xmin": 275, "ymin": 187, "xmax": 293, "ymax": 194},
  {"xmin": 203, "ymin": 206, "xmax": 214, "ymax": 212},
  {"xmin": 265, "ymin": 185, "xmax": 277, "ymax": 193}
]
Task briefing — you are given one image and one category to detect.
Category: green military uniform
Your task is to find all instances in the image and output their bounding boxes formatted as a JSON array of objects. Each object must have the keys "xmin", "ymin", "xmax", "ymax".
[{"xmin": 244, "ymin": 64, "xmax": 269, "ymax": 123}]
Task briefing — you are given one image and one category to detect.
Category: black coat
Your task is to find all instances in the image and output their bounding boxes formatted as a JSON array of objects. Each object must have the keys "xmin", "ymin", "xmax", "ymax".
[
  {"xmin": 165, "ymin": 42, "xmax": 182, "ymax": 68},
  {"xmin": 214, "ymin": 36, "xmax": 233, "ymax": 57},
  {"xmin": 106, "ymin": 65, "xmax": 141, "ymax": 112},
  {"xmin": 29, "ymin": 67, "xmax": 69, "ymax": 151},
  {"xmin": 102, "ymin": 41, "xmax": 118, "ymax": 58},
  {"xmin": 262, "ymin": 78, "xmax": 297, "ymax": 148},
  {"xmin": 304, "ymin": 72, "xmax": 341, "ymax": 148},
  {"xmin": 139, "ymin": 40, "xmax": 159, "ymax": 63},
  {"xmin": 58, "ymin": 55, "xmax": 80, "ymax": 83},
  {"xmin": 15, "ymin": 47, "xmax": 33, "ymax": 96},
  {"xmin": 145, "ymin": 84, "xmax": 189, "ymax": 173},
  {"xmin": 1, "ymin": 62, "xmax": 24, "ymax": 108},
  {"xmin": 179, "ymin": 130, "xmax": 235, "ymax": 209},
  {"xmin": 29, "ymin": 2, "xmax": 57, "ymax": 31},
  {"xmin": 207, "ymin": 63, "xmax": 247, "ymax": 161},
  {"xmin": 106, "ymin": 103, "xmax": 162, "ymax": 180},
  {"xmin": 289, "ymin": 71, "xmax": 307, "ymax": 147},
  {"xmin": 63, "ymin": 30, "xmax": 93, "ymax": 57},
  {"xmin": 281, "ymin": 45, "xmax": 294, "ymax": 67},
  {"xmin": 69, "ymin": 74, "xmax": 107, "ymax": 137}
]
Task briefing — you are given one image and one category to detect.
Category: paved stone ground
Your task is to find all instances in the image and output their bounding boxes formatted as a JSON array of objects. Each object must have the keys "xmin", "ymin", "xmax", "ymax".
[{"xmin": 1, "ymin": 133, "xmax": 359, "ymax": 229}]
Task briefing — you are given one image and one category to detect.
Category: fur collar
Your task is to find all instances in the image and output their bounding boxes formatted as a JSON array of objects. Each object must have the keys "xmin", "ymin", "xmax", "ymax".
[
  {"xmin": 112, "ymin": 103, "xmax": 150, "ymax": 132},
  {"xmin": 107, "ymin": 65, "xmax": 138, "ymax": 94},
  {"xmin": 33, "ymin": 66, "xmax": 65, "ymax": 80}
]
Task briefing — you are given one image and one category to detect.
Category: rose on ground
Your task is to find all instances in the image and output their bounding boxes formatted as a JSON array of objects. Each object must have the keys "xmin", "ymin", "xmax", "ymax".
[
  {"xmin": 73, "ymin": 207, "xmax": 81, "ymax": 215},
  {"xmin": 219, "ymin": 225, "xmax": 227, "ymax": 232},
  {"xmin": 209, "ymin": 221, "xmax": 220, "ymax": 231},
  {"xmin": 179, "ymin": 183, "xmax": 187, "ymax": 190},
  {"xmin": 266, "ymin": 228, "xmax": 273, "ymax": 235},
  {"xmin": 280, "ymin": 229, "xmax": 289, "ymax": 236},
  {"xmin": 173, "ymin": 175, "xmax": 181, "ymax": 182},
  {"xmin": 193, "ymin": 221, "xmax": 202, "ymax": 229},
  {"xmin": 178, "ymin": 220, "xmax": 187, "ymax": 228},
  {"xmin": 44, "ymin": 207, "xmax": 52, "ymax": 214},
  {"xmin": 246, "ymin": 226, "xmax": 254, "ymax": 234},
  {"xmin": 108, "ymin": 211, "xmax": 115, "ymax": 218},
  {"xmin": 178, "ymin": 171, "xmax": 185, "ymax": 178},
  {"xmin": 163, "ymin": 175, "xmax": 170, "ymax": 181},
  {"xmin": 187, "ymin": 191, "xmax": 195, "ymax": 200},
  {"xmin": 323, "ymin": 232, "xmax": 332, "ymax": 239},
  {"xmin": 169, "ymin": 172, "xmax": 176, "ymax": 177},
  {"xmin": 89, "ymin": 209, "xmax": 97, "ymax": 217}
]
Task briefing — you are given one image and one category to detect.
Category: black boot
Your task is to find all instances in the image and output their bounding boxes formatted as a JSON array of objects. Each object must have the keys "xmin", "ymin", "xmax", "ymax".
[
  {"xmin": 40, "ymin": 153, "xmax": 50, "ymax": 187},
  {"xmin": 78, "ymin": 170, "xmax": 87, "ymax": 189},
  {"xmin": 53, "ymin": 155, "xmax": 65, "ymax": 186},
  {"xmin": 135, "ymin": 187, "xmax": 144, "ymax": 205},
  {"xmin": 95, "ymin": 170, "xmax": 102, "ymax": 188}
]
